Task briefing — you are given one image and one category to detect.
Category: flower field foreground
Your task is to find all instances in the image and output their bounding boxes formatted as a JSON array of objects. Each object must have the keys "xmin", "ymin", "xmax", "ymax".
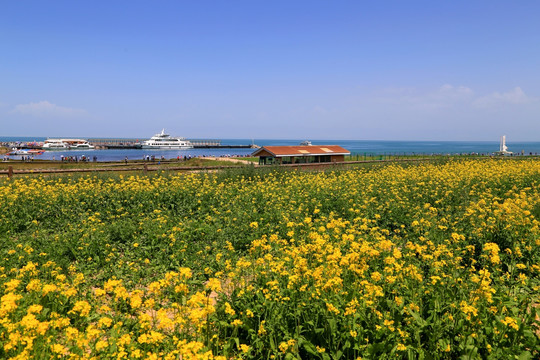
[{"xmin": 1, "ymin": 159, "xmax": 540, "ymax": 359}]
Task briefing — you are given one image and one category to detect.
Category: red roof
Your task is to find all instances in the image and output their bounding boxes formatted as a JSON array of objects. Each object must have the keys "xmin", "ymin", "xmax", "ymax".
[{"xmin": 252, "ymin": 145, "xmax": 350, "ymax": 157}]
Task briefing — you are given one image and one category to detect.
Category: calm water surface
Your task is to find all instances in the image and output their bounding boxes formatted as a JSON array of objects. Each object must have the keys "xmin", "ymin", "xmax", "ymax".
[{"xmin": 2, "ymin": 137, "xmax": 540, "ymax": 161}]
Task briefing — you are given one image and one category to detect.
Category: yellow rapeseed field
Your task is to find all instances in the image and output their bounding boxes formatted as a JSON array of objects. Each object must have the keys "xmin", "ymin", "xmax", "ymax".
[{"xmin": 0, "ymin": 159, "xmax": 539, "ymax": 359}]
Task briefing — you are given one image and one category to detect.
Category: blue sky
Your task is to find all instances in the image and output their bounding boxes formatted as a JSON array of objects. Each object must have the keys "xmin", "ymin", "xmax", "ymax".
[{"xmin": 1, "ymin": 1, "xmax": 539, "ymax": 140}]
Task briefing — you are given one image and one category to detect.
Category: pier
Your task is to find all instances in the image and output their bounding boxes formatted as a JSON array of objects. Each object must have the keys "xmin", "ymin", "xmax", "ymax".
[
  {"xmin": 88, "ymin": 138, "xmax": 141, "ymax": 149},
  {"xmin": 87, "ymin": 138, "xmax": 256, "ymax": 149},
  {"xmin": 2, "ymin": 138, "xmax": 258, "ymax": 151},
  {"xmin": 189, "ymin": 140, "xmax": 221, "ymax": 147}
]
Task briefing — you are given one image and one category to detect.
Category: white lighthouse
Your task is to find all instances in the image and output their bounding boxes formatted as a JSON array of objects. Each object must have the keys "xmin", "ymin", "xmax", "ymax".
[{"xmin": 495, "ymin": 135, "xmax": 513, "ymax": 155}]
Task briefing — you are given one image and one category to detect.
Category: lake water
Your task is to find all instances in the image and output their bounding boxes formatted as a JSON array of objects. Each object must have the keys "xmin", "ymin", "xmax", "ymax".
[{"xmin": 2, "ymin": 137, "xmax": 540, "ymax": 161}]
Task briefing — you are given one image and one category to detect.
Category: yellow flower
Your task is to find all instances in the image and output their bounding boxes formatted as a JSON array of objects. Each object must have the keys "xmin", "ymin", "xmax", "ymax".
[
  {"xmin": 130, "ymin": 293, "xmax": 143, "ymax": 309},
  {"xmin": 95, "ymin": 340, "xmax": 109, "ymax": 351},
  {"xmin": 26, "ymin": 279, "xmax": 41, "ymax": 292},
  {"xmin": 206, "ymin": 278, "xmax": 221, "ymax": 292},
  {"xmin": 65, "ymin": 327, "xmax": 79, "ymax": 340},
  {"xmin": 258, "ymin": 320, "xmax": 267, "ymax": 335},
  {"xmin": 4, "ymin": 279, "xmax": 21, "ymax": 291},
  {"xmin": 224, "ymin": 302, "xmax": 236, "ymax": 316},
  {"xmin": 483, "ymin": 243, "xmax": 501, "ymax": 264},
  {"xmin": 501, "ymin": 316, "xmax": 519, "ymax": 331},
  {"xmin": 371, "ymin": 272, "xmax": 382, "ymax": 282},
  {"xmin": 326, "ymin": 302, "xmax": 340, "ymax": 315},
  {"xmin": 42, "ymin": 284, "xmax": 58, "ymax": 295},
  {"xmin": 0, "ymin": 293, "xmax": 23, "ymax": 316},
  {"xmin": 51, "ymin": 344, "xmax": 67, "ymax": 354},
  {"xmin": 98, "ymin": 316, "xmax": 113, "ymax": 328},
  {"xmin": 118, "ymin": 333, "xmax": 132, "ymax": 346},
  {"xmin": 27, "ymin": 304, "xmax": 43, "ymax": 314},
  {"xmin": 70, "ymin": 300, "xmax": 91, "ymax": 317}
]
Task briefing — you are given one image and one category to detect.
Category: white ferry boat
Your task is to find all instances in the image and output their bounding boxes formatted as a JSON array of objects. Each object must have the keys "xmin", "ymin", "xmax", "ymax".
[
  {"xmin": 42, "ymin": 139, "xmax": 68, "ymax": 150},
  {"xmin": 141, "ymin": 129, "xmax": 193, "ymax": 149}
]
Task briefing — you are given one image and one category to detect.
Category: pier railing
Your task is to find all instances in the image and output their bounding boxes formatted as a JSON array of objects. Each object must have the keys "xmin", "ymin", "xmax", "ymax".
[
  {"xmin": 88, "ymin": 138, "xmax": 141, "ymax": 149},
  {"xmin": 85, "ymin": 138, "xmax": 253, "ymax": 149},
  {"xmin": 189, "ymin": 140, "xmax": 221, "ymax": 146}
]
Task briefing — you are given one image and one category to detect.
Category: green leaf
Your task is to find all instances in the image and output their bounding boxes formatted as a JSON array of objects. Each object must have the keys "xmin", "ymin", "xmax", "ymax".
[
  {"xmin": 517, "ymin": 351, "xmax": 532, "ymax": 360},
  {"xmin": 409, "ymin": 309, "xmax": 427, "ymax": 327},
  {"xmin": 301, "ymin": 340, "xmax": 318, "ymax": 356},
  {"xmin": 270, "ymin": 336, "xmax": 276, "ymax": 351},
  {"xmin": 328, "ymin": 318, "xmax": 337, "ymax": 332}
]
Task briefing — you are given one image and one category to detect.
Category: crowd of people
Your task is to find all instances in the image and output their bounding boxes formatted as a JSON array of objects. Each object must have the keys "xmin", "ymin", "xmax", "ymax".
[{"xmin": 59, "ymin": 155, "xmax": 98, "ymax": 162}]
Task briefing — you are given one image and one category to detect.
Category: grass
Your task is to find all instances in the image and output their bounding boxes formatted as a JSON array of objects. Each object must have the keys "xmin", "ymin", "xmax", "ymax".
[{"xmin": 0, "ymin": 157, "xmax": 243, "ymax": 171}]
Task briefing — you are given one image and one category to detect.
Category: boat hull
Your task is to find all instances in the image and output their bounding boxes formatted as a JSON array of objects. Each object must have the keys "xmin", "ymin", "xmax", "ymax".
[
  {"xmin": 42, "ymin": 146, "xmax": 68, "ymax": 150},
  {"xmin": 69, "ymin": 146, "xmax": 95, "ymax": 150},
  {"xmin": 140, "ymin": 145, "xmax": 193, "ymax": 149},
  {"xmin": 8, "ymin": 150, "xmax": 44, "ymax": 156}
]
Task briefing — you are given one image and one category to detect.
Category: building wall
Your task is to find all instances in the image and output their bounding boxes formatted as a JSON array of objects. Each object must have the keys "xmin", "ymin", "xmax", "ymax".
[
  {"xmin": 253, "ymin": 149, "xmax": 274, "ymax": 157},
  {"xmin": 331, "ymin": 155, "xmax": 345, "ymax": 162}
]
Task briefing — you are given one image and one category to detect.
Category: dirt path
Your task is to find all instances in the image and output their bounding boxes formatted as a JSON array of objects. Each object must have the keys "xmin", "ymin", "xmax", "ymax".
[{"xmin": 203, "ymin": 156, "xmax": 257, "ymax": 165}]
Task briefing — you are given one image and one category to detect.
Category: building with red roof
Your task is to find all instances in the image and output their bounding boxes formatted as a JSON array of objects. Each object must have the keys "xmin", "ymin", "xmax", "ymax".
[{"xmin": 252, "ymin": 145, "xmax": 350, "ymax": 165}]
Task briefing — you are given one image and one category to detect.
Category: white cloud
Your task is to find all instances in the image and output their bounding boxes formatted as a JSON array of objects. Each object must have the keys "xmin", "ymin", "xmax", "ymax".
[
  {"xmin": 373, "ymin": 84, "xmax": 474, "ymax": 110},
  {"xmin": 438, "ymin": 84, "xmax": 474, "ymax": 97},
  {"xmin": 378, "ymin": 86, "xmax": 417, "ymax": 96},
  {"xmin": 372, "ymin": 84, "xmax": 540, "ymax": 112},
  {"xmin": 12, "ymin": 101, "xmax": 86, "ymax": 117},
  {"xmin": 312, "ymin": 105, "xmax": 328, "ymax": 114},
  {"xmin": 473, "ymin": 87, "xmax": 536, "ymax": 108}
]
